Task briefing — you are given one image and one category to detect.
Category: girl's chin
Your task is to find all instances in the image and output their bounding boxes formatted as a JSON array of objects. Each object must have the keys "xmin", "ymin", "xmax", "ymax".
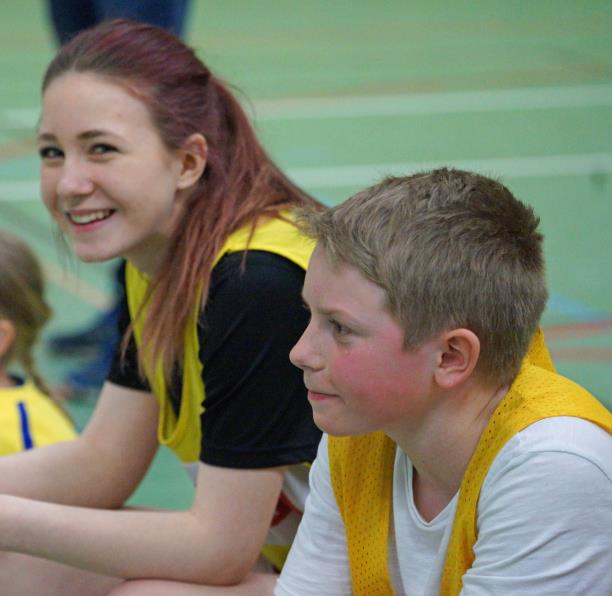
[{"xmin": 71, "ymin": 245, "xmax": 118, "ymax": 263}]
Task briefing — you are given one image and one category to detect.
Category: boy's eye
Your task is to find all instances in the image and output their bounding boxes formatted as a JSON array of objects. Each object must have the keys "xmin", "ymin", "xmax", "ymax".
[
  {"xmin": 38, "ymin": 146, "xmax": 64, "ymax": 160},
  {"xmin": 90, "ymin": 143, "xmax": 116, "ymax": 155},
  {"xmin": 330, "ymin": 319, "xmax": 350, "ymax": 337}
]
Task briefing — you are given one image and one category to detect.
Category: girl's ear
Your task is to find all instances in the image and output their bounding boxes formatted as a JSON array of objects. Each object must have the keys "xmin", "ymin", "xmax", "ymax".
[
  {"xmin": 176, "ymin": 133, "xmax": 208, "ymax": 190},
  {"xmin": 434, "ymin": 328, "xmax": 480, "ymax": 390},
  {"xmin": 0, "ymin": 319, "xmax": 16, "ymax": 358}
]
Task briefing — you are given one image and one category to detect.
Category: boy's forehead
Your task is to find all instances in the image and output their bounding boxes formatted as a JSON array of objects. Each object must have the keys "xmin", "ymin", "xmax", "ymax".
[
  {"xmin": 305, "ymin": 245, "xmax": 387, "ymax": 310},
  {"xmin": 307, "ymin": 244, "xmax": 350, "ymax": 284}
]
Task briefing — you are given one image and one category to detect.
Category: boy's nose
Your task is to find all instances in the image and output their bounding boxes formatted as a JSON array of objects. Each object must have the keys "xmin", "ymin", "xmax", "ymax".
[
  {"xmin": 289, "ymin": 335, "xmax": 306, "ymax": 370},
  {"xmin": 290, "ymin": 324, "xmax": 323, "ymax": 372}
]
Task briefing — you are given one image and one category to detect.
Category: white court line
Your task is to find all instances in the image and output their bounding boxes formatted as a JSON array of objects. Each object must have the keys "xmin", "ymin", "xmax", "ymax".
[
  {"xmin": 1, "ymin": 84, "xmax": 612, "ymax": 129},
  {"xmin": 252, "ymin": 84, "xmax": 612, "ymax": 120},
  {"xmin": 1, "ymin": 153, "xmax": 611, "ymax": 199},
  {"xmin": 288, "ymin": 153, "xmax": 612, "ymax": 188}
]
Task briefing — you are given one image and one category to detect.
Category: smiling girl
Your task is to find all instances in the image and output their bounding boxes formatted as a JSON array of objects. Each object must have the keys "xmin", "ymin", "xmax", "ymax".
[{"xmin": 0, "ymin": 19, "xmax": 321, "ymax": 595}]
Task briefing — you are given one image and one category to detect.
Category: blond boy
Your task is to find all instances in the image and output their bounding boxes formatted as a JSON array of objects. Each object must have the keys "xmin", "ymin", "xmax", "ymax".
[{"xmin": 276, "ymin": 169, "xmax": 612, "ymax": 595}]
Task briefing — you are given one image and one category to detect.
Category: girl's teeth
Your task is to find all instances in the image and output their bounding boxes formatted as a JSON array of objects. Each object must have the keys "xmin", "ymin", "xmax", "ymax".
[{"xmin": 70, "ymin": 210, "xmax": 112, "ymax": 224}]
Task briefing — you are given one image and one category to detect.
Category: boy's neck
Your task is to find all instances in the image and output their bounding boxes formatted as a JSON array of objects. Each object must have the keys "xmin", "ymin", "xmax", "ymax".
[{"xmin": 393, "ymin": 380, "xmax": 509, "ymax": 519}]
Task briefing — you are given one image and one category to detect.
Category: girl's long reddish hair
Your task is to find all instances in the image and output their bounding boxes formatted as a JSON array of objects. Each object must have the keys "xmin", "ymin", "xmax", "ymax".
[{"xmin": 43, "ymin": 19, "xmax": 321, "ymax": 378}]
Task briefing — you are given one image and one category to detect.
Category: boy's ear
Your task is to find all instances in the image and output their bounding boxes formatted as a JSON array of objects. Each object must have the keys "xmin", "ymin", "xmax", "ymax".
[
  {"xmin": 176, "ymin": 133, "xmax": 208, "ymax": 190},
  {"xmin": 434, "ymin": 328, "xmax": 480, "ymax": 389},
  {"xmin": 0, "ymin": 319, "xmax": 16, "ymax": 358}
]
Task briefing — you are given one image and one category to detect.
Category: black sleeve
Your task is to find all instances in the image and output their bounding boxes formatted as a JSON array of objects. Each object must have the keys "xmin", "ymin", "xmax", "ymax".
[
  {"xmin": 198, "ymin": 251, "xmax": 321, "ymax": 468},
  {"xmin": 106, "ymin": 276, "xmax": 150, "ymax": 392}
]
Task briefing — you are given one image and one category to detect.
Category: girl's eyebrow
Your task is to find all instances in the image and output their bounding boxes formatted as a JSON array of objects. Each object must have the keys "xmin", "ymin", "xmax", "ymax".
[
  {"xmin": 77, "ymin": 129, "xmax": 113, "ymax": 140},
  {"xmin": 37, "ymin": 129, "xmax": 115, "ymax": 142}
]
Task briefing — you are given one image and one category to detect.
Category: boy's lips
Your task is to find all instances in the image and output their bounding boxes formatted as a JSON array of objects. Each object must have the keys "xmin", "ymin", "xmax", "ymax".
[{"xmin": 307, "ymin": 389, "xmax": 338, "ymax": 402}]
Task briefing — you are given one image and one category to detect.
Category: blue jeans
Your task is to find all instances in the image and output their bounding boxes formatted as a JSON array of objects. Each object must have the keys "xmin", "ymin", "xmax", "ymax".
[{"xmin": 48, "ymin": 0, "xmax": 191, "ymax": 44}]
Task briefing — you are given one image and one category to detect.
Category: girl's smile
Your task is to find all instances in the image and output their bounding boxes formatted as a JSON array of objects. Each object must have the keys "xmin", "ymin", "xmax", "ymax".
[{"xmin": 65, "ymin": 208, "xmax": 115, "ymax": 227}]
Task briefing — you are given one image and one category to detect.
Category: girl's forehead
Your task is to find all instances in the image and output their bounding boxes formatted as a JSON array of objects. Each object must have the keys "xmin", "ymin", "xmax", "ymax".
[
  {"xmin": 45, "ymin": 70, "xmax": 116, "ymax": 92},
  {"xmin": 43, "ymin": 71, "xmax": 145, "ymax": 107},
  {"xmin": 40, "ymin": 72, "xmax": 157, "ymax": 137}
]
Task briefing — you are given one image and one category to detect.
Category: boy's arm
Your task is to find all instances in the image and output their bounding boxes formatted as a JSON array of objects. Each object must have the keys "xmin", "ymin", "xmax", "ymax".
[
  {"xmin": 461, "ymin": 418, "xmax": 612, "ymax": 594},
  {"xmin": 276, "ymin": 435, "xmax": 353, "ymax": 596}
]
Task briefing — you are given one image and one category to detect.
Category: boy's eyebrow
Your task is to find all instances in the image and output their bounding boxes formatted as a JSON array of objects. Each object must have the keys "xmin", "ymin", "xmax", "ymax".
[{"xmin": 306, "ymin": 300, "xmax": 362, "ymax": 326}]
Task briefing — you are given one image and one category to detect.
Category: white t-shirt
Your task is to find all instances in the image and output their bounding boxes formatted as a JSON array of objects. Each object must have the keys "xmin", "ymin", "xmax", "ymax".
[{"xmin": 276, "ymin": 417, "xmax": 612, "ymax": 595}]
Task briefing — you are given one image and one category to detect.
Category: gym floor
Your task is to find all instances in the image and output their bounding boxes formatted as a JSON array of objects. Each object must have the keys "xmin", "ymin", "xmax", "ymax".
[{"xmin": 0, "ymin": 1, "xmax": 610, "ymax": 508}]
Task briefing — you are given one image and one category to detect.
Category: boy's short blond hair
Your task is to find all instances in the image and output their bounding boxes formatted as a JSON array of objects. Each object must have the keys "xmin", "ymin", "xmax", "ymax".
[{"xmin": 299, "ymin": 168, "xmax": 548, "ymax": 384}]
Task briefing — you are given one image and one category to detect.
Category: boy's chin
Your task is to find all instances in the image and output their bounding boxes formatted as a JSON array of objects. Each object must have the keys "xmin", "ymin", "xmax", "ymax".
[{"xmin": 313, "ymin": 413, "xmax": 363, "ymax": 437}]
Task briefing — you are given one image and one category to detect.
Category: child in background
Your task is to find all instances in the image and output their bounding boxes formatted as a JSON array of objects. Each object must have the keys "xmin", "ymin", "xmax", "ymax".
[
  {"xmin": 0, "ymin": 230, "xmax": 76, "ymax": 454},
  {"xmin": 277, "ymin": 168, "xmax": 612, "ymax": 595}
]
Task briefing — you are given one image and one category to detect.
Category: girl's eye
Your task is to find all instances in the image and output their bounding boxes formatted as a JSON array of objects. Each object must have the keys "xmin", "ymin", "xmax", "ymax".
[
  {"xmin": 90, "ymin": 143, "xmax": 116, "ymax": 155},
  {"xmin": 38, "ymin": 146, "xmax": 63, "ymax": 160}
]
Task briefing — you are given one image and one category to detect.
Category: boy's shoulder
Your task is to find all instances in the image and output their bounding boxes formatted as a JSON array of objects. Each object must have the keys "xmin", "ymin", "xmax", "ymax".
[{"xmin": 487, "ymin": 415, "xmax": 612, "ymax": 485}]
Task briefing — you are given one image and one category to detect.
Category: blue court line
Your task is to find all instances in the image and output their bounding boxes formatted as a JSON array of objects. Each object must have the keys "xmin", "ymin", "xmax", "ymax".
[{"xmin": 547, "ymin": 293, "xmax": 610, "ymax": 322}]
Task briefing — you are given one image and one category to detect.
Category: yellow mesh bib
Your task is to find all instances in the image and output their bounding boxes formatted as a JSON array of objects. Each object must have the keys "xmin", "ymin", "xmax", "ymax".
[
  {"xmin": 329, "ymin": 330, "xmax": 612, "ymax": 595},
  {"xmin": 126, "ymin": 214, "xmax": 315, "ymax": 462}
]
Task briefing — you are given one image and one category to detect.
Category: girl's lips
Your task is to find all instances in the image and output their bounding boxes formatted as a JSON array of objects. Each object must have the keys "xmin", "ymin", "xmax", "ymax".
[{"xmin": 64, "ymin": 209, "xmax": 116, "ymax": 233}]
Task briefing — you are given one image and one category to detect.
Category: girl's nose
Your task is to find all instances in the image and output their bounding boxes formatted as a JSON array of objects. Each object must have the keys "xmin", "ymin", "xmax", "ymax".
[{"xmin": 57, "ymin": 160, "xmax": 95, "ymax": 199}]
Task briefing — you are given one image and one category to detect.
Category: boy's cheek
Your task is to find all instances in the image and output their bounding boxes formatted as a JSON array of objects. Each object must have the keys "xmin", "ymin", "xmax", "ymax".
[{"xmin": 331, "ymin": 357, "xmax": 383, "ymax": 398}]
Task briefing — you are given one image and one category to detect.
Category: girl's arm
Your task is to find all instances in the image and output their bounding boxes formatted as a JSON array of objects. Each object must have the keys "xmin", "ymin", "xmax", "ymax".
[
  {"xmin": 0, "ymin": 460, "xmax": 285, "ymax": 585},
  {"xmin": 0, "ymin": 380, "xmax": 283, "ymax": 585},
  {"xmin": 0, "ymin": 381, "xmax": 159, "ymax": 507}
]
